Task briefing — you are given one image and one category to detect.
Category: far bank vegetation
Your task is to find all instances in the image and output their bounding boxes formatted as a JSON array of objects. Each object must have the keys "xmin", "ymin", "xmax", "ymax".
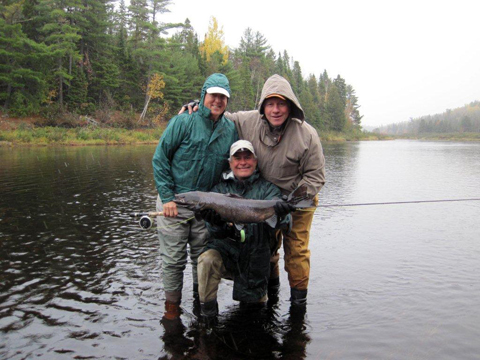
[
  {"xmin": 1, "ymin": 1, "xmax": 363, "ymax": 139},
  {"xmin": 373, "ymin": 101, "xmax": 480, "ymax": 140}
]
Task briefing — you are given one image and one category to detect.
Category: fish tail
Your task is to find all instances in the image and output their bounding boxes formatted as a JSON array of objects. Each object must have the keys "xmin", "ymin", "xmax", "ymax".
[{"xmin": 287, "ymin": 184, "xmax": 315, "ymax": 208}]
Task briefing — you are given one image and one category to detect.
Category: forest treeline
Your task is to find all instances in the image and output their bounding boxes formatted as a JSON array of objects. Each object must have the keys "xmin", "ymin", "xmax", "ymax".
[
  {"xmin": 0, "ymin": 0, "xmax": 362, "ymax": 132},
  {"xmin": 374, "ymin": 101, "xmax": 480, "ymax": 135}
]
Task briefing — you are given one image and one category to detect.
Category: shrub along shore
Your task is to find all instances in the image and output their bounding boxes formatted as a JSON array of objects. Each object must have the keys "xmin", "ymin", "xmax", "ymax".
[
  {"xmin": 0, "ymin": 115, "xmax": 389, "ymax": 146},
  {"xmin": 2, "ymin": 120, "xmax": 478, "ymax": 146},
  {"xmin": 0, "ymin": 126, "xmax": 165, "ymax": 146},
  {"xmin": 0, "ymin": 125, "xmax": 389, "ymax": 146},
  {"xmin": 10, "ymin": 114, "xmax": 479, "ymax": 146}
]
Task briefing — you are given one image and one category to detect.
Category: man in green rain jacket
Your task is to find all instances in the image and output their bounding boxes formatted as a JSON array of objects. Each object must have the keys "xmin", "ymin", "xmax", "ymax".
[{"xmin": 152, "ymin": 73, "xmax": 238, "ymax": 321}]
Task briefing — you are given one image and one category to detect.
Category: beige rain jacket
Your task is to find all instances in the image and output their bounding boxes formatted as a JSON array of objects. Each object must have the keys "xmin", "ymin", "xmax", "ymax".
[{"xmin": 226, "ymin": 74, "xmax": 325, "ymax": 198}]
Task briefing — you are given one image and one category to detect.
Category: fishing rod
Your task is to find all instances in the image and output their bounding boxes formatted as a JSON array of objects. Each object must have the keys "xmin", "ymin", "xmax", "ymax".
[
  {"xmin": 316, "ymin": 198, "xmax": 480, "ymax": 208},
  {"xmin": 130, "ymin": 197, "xmax": 480, "ymax": 229}
]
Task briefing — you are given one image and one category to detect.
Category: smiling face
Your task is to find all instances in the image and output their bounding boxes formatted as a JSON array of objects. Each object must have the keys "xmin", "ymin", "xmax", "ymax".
[
  {"xmin": 204, "ymin": 93, "xmax": 228, "ymax": 121},
  {"xmin": 263, "ymin": 97, "xmax": 291, "ymax": 127},
  {"xmin": 230, "ymin": 150, "xmax": 257, "ymax": 180}
]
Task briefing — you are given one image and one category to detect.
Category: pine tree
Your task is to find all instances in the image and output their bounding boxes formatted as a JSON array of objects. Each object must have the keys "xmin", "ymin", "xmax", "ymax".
[
  {"xmin": 0, "ymin": 18, "xmax": 48, "ymax": 114},
  {"xmin": 325, "ymin": 83, "xmax": 346, "ymax": 131},
  {"xmin": 345, "ymin": 84, "xmax": 362, "ymax": 128},
  {"xmin": 231, "ymin": 28, "xmax": 271, "ymax": 109},
  {"xmin": 38, "ymin": 0, "xmax": 82, "ymax": 110},
  {"xmin": 333, "ymin": 74, "xmax": 346, "ymax": 108},
  {"xmin": 306, "ymin": 74, "xmax": 322, "ymax": 130}
]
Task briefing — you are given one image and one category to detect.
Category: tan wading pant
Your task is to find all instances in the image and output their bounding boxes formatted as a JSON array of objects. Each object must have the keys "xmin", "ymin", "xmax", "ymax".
[
  {"xmin": 197, "ymin": 249, "xmax": 227, "ymax": 303},
  {"xmin": 281, "ymin": 195, "xmax": 318, "ymax": 291},
  {"xmin": 198, "ymin": 249, "xmax": 269, "ymax": 303},
  {"xmin": 156, "ymin": 195, "xmax": 210, "ymax": 303}
]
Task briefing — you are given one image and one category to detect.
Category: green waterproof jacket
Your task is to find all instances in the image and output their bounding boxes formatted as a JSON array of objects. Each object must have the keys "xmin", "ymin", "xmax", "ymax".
[
  {"xmin": 204, "ymin": 170, "xmax": 290, "ymax": 302},
  {"xmin": 153, "ymin": 73, "xmax": 238, "ymax": 203}
]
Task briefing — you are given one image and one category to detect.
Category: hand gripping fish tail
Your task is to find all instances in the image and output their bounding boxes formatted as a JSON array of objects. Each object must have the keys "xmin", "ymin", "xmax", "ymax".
[{"xmin": 286, "ymin": 184, "xmax": 315, "ymax": 208}]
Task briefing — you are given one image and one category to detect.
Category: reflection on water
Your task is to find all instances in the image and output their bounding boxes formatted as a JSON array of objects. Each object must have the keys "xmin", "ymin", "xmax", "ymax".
[{"xmin": 1, "ymin": 141, "xmax": 479, "ymax": 359}]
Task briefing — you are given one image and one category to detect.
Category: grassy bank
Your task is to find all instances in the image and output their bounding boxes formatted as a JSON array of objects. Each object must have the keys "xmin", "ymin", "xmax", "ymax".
[
  {"xmin": 1, "ymin": 126, "xmax": 391, "ymax": 146},
  {"xmin": 0, "ymin": 126, "xmax": 165, "ymax": 146}
]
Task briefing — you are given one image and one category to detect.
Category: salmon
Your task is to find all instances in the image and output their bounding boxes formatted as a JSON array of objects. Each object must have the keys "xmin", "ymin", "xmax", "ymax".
[{"xmin": 173, "ymin": 184, "xmax": 315, "ymax": 227}]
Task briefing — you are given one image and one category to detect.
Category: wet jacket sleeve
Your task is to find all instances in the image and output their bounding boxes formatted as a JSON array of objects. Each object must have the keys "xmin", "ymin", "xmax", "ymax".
[
  {"xmin": 152, "ymin": 116, "xmax": 187, "ymax": 203},
  {"xmin": 224, "ymin": 110, "xmax": 259, "ymax": 139}
]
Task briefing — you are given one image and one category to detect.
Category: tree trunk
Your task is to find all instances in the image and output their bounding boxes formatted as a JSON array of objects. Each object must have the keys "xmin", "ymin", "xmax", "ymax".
[
  {"xmin": 138, "ymin": 95, "xmax": 151, "ymax": 124},
  {"xmin": 58, "ymin": 58, "xmax": 64, "ymax": 111},
  {"xmin": 3, "ymin": 83, "xmax": 12, "ymax": 112}
]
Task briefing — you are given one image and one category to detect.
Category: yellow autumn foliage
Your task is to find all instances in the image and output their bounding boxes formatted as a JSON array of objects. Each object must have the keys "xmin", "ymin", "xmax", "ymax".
[
  {"xmin": 147, "ymin": 73, "xmax": 166, "ymax": 100},
  {"xmin": 200, "ymin": 17, "xmax": 229, "ymax": 64}
]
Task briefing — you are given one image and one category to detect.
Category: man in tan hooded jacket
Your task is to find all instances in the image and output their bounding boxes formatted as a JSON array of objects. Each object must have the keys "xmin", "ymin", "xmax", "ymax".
[
  {"xmin": 225, "ymin": 74, "xmax": 325, "ymax": 305},
  {"xmin": 181, "ymin": 74, "xmax": 325, "ymax": 305}
]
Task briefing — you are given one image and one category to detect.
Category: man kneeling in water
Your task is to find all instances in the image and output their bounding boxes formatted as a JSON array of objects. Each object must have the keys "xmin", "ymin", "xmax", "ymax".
[{"xmin": 196, "ymin": 140, "xmax": 294, "ymax": 324}]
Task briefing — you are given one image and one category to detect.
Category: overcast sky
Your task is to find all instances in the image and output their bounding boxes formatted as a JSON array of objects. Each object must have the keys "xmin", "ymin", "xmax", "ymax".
[{"xmin": 162, "ymin": 0, "xmax": 479, "ymax": 128}]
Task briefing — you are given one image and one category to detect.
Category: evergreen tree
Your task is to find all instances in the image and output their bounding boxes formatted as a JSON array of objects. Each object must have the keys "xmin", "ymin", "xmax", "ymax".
[
  {"xmin": 160, "ymin": 47, "xmax": 203, "ymax": 116},
  {"xmin": 291, "ymin": 60, "xmax": 304, "ymax": 95},
  {"xmin": 21, "ymin": 0, "xmax": 43, "ymax": 42},
  {"xmin": 0, "ymin": 2, "xmax": 366, "ymax": 130},
  {"xmin": 0, "ymin": 18, "xmax": 48, "ymax": 114},
  {"xmin": 333, "ymin": 74, "xmax": 346, "ymax": 108},
  {"xmin": 306, "ymin": 74, "xmax": 322, "ymax": 129},
  {"xmin": 77, "ymin": 0, "xmax": 119, "ymax": 106},
  {"xmin": 232, "ymin": 28, "xmax": 271, "ymax": 109},
  {"xmin": 38, "ymin": 0, "xmax": 82, "ymax": 110},
  {"xmin": 325, "ymin": 83, "xmax": 346, "ymax": 131},
  {"xmin": 345, "ymin": 84, "xmax": 362, "ymax": 128}
]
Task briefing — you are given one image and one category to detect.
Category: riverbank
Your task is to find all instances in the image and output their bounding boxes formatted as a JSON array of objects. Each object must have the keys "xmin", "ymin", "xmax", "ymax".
[
  {"xmin": 0, "ymin": 114, "xmax": 391, "ymax": 146},
  {"xmin": 3, "ymin": 119, "xmax": 477, "ymax": 146},
  {"xmin": 0, "ymin": 126, "xmax": 390, "ymax": 146},
  {"xmin": 0, "ymin": 126, "xmax": 165, "ymax": 146},
  {"xmin": 0, "ymin": 114, "xmax": 167, "ymax": 146}
]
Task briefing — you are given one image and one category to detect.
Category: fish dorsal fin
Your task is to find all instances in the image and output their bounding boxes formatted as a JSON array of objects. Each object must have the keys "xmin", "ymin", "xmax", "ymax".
[{"xmin": 225, "ymin": 193, "xmax": 244, "ymax": 199}]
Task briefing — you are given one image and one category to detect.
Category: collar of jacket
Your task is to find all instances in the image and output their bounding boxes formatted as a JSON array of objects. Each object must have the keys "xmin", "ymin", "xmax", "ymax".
[
  {"xmin": 222, "ymin": 169, "xmax": 261, "ymax": 193},
  {"xmin": 198, "ymin": 102, "xmax": 227, "ymax": 125},
  {"xmin": 259, "ymin": 116, "xmax": 294, "ymax": 147},
  {"xmin": 195, "ymin": 109, "xmax": 226, "ymax": 130}
]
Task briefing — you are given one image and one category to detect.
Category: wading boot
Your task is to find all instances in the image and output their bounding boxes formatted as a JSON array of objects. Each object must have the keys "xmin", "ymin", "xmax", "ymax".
[
  {"xmin": 163, "ymin": 300, "xmax": 181, "ymax": 321},
  {"xmin": 268, "ymin": 277, "xmax": 280, "ymax": 294},
  {"xmin": 200, "ymin": 299, "xmax": 218, "ymax": 327},
  {"xmin": 267, "ymin": 277, "xmax": 280, "ymax": 304},
  {"xmin": 290, "ymin": 288, "xmax": 308, "ymax": 306}
]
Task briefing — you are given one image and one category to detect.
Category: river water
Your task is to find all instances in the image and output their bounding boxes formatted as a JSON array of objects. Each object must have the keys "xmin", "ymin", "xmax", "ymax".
[{"xmin": 0, "ymin": 140, "xmax": 479, "ymax": 359}]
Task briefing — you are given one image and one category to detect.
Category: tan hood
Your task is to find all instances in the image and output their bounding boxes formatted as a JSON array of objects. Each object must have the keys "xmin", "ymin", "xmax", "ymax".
[{"xmin": 258, "ymin": 74, "xmax": 305, "ymax": 121}]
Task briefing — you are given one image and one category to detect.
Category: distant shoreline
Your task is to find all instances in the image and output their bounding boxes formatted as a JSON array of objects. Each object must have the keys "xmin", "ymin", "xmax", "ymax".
[{"xmin": 2, "ymin": 118, "xmax": 477, "ymax": 147}]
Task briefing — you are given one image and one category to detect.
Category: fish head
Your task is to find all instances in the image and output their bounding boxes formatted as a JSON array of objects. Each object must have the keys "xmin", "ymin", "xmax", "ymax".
[{"xmin": 173, "ymin": 192, "xmax": 205, "ymax": 211}]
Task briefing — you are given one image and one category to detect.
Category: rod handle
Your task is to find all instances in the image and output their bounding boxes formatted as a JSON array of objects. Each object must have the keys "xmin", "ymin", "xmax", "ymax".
[{"xmin": 129, "ymin": 211, "xmax": 164, "ymax": 217}]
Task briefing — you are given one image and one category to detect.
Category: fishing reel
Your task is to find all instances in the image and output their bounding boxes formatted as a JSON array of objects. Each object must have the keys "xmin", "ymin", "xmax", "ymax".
[
  {"xmin": 139, "ymin": 215, "xmax": 153, "ymax": 230},
  {"xmin": 130, "ymin": 211, "xmax": 163, "ymax": 230}
]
